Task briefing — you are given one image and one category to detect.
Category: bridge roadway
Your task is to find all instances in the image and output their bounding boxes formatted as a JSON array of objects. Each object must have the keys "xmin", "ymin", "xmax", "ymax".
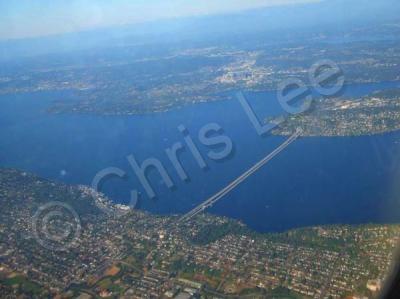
[{"xmin": 179, "ymin": 129, "xmax": 302, "ymax": 223}]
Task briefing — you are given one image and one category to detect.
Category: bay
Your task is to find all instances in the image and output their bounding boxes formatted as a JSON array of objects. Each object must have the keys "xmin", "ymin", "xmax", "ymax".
[{"xmin": 1, "ymin": 80, "xmax": 400, "ymax": 232}]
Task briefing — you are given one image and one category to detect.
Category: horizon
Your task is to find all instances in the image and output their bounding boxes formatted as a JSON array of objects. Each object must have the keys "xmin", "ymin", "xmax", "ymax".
[{"xmin": 0, "ymin": 0, "xmax": 322, "ymax": 41}]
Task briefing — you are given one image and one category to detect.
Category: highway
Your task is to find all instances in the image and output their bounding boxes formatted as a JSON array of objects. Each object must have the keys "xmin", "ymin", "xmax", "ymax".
[{"xmin": 179, "ymin": 129, "xmax": 302, "ymax": 223}]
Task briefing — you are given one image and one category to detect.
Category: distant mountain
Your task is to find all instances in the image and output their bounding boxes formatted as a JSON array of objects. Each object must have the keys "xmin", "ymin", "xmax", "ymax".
[{"xmin": 0, "ymin": 0, "xmax": 399, "ymax": 60}]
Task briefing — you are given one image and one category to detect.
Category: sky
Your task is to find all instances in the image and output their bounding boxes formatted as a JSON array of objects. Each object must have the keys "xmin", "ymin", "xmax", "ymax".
[{"xmin": 0, "ymin": 0, "xmax": 321, "ymax": 40}]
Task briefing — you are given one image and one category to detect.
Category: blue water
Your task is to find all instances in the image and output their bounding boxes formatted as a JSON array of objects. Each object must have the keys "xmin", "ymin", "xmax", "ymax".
[{"xmin": 1, "ymin": 81, "xmax": 400, "ymax": 232}]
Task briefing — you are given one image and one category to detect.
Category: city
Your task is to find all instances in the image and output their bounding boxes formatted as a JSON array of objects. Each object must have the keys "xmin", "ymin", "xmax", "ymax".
[
  {"xmin": 0, "ymin": 169, "xmax": 398, "ymax": 298},
  {"xmin": 1, "ymin": 1, "xmax": 400, "ymax": 299}
]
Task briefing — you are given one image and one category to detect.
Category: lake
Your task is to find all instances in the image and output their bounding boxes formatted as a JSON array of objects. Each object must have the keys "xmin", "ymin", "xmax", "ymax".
[{"xmin": 1, "ymin": 81, "xmax": 400, "ymax": 232}]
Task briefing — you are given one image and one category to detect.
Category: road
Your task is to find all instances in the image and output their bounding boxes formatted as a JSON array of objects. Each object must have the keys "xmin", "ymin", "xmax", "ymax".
[{"xmin": 179, "ymin": 129, "xmax": 302, "ymax": 222}]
